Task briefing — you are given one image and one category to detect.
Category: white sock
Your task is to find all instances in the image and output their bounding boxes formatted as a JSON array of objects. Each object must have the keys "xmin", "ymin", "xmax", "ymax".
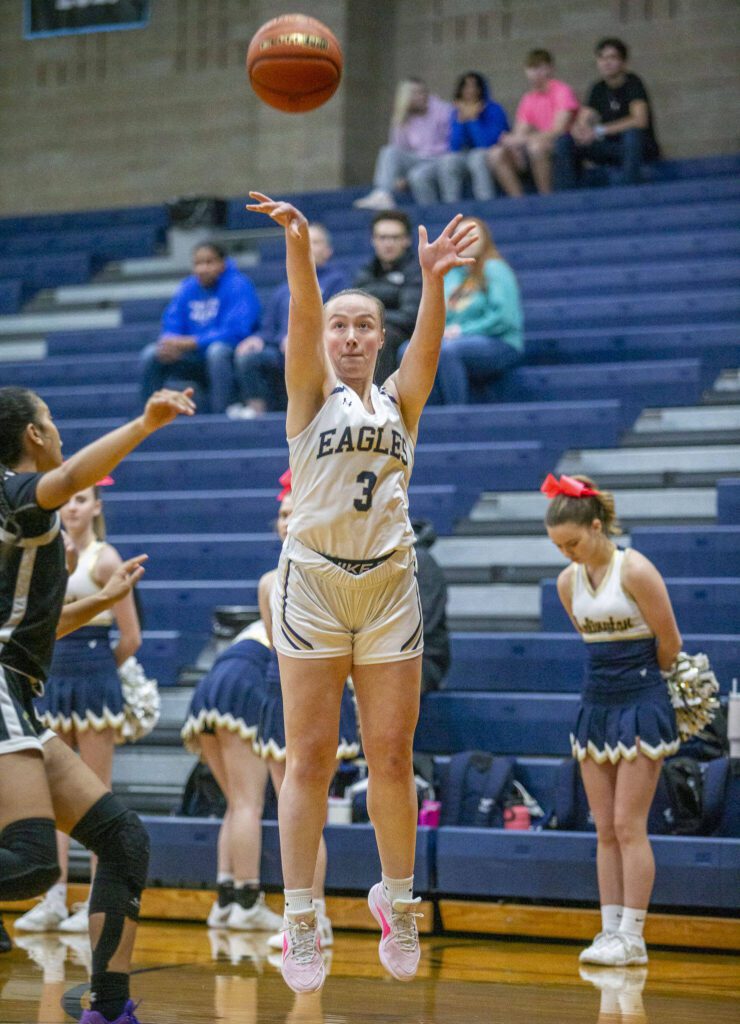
[
  {"xmin": 382, "ymin": 874, "xmax": 414, "ymax": 905},
  {"xmin": 47, "ymin": 882, "xmax": 67, "ymax": 906},
  {"xmin": 313, "ymin": 897, "xmax": 326, "ymax": 915},
  {"xmin": 217, "ymin": 872, "xmax": 234, "ymax": 886},
  {"xmin": 233, "ymin": 879, "xmax": 259, "ymax": 889},
  {"xmin": 284, "ymin": 887, "xmax": 314, "ymax": 917},
  {"xmin": 601, "ymin": 904, "xmax": 623, "ymax": 933},
  {"xmin": 619, "ymin": 906, "xmax": 646, "ymax": 939}
]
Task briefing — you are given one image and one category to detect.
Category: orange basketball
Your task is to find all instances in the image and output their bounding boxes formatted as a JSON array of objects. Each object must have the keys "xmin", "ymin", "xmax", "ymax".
[{"xmin": 246, "ymin": 14, "xmax": 343, "ymax": 114}]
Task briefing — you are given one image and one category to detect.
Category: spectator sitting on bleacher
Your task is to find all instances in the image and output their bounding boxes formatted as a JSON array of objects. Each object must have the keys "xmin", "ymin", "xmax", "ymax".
[
  {"xmin": 435, "ymin": 71, "xmax": 510, "ymax": 201},
  {"xmin": 554, "ymin": 37, "xmax": 660, "ymax": 190},
  {"xmin": 227, "ymin": 224, "xmax": 348, "ymax": 419},
  {"xmin": 354, "ymin": 78, "xmax": 453, "ymax": 210},
  {"xmin": 352, "ymin": 209, "xmax": 422, "ymax": 383},
  {"xmin": 427, "ymin": 218, "xmax": 523, "ymax": 404},
  {"xmin": 140, "ymin": 242, "xmax": 261, "ymax": 414},
  {"xmin": 487, "ymin": 50, "xmax": 579, "ymax": 197}
]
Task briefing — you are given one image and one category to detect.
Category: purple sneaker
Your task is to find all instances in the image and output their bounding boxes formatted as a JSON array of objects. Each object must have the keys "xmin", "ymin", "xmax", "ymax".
[{"xmin": 79, "ymin": 1000, "xmax": 141, "ymax": 1024}]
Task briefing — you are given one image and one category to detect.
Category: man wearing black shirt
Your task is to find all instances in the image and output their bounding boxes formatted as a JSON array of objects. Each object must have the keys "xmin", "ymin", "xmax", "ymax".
[
  {"xmin": 353, "ymin": 210, "xmax": 423, "ymax": 383},
  {"xmin": 554, "ymin": 37, "xmax": 659, "ymax": 189}
]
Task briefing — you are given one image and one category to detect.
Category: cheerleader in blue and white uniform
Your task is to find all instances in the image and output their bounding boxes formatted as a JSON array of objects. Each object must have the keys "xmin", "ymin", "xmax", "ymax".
[
  {"xmin": 256, "ymin": 472, "xmax": 360, "ymax": 955},
  {"xmin": 17, "ymin": 480, "xmax": 141, "ymax": 937},
  {"xmin": 181, "ymin": 615, "xmax": 283, "ymax": 935},
  {"xmin": 543, "ymin": 472, "xmax": 681, "ymax": 969}
]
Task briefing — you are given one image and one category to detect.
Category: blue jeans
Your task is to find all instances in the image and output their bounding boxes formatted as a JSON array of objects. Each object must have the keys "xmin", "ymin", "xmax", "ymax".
[
  {"xmin": 554, "ymin": 128, "xmax": 649, "ymax": 189},
  {"xmin": 234, "ymin": 345, "xmax": 285, "ymax": 408},
  {"xmin": 398, "ymin": 334, "xmax": 522, "ymax": 405},
  {"xmin": 140, "ymin": 341, "xmax": 233, "ymax": 413}
]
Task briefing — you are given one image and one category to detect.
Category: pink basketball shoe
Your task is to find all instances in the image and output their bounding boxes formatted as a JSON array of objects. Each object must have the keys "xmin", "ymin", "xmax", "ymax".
[
  {"xmin": 280, "ymin": 911, "xmax": 325, "ymax": 994},
  {"xmin": 367, "ymin": 882, "xmax": 422, "ymax": 982}
]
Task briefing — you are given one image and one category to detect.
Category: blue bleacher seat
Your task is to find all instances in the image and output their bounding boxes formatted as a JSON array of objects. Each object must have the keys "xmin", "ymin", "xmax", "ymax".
[
  {"xmin": 2, "ymin": 353, "xmax": 139, "ymax": 388},
  {"xmin": 46, "ymin": 323, "xmax": 159, "ymax": 357},
  {"xmin": 435, "ymin": 829, "xmax": 739, "ymax": 908},
  {"xmin": 0, "ymin": 252, "xmax": 92, "ymax": 298},
  {"xmin": 0, "ymin": 279, "xmax": 23, "ymax": 314},
  {"xmin": 138, "ymin": 580, "xmax": 258, "ymax": 632},
  {"xmin": 491, "ymin": 358, "xmax": 707, "ymax": 411},
  {"xmin": 631, "ymin": 526, "xmax": 740, "ymax": 577},
  {"xmin": 144, "ymin": 817, "xmax": 435, "ymax": 892},
  {"xmin": 717, "ymin": 479, "xmax": 740, "ymax": 526},
  {"xmin": 416, "ymin": 692, "xmax": 576, "ymax": 756},
  {"xmin": 0, "ymin": 204, "xmax": 167, "ymax": 236},
  {"xmin": 541, "ymin": 577, "xmax": 740, "ymax": 634},
  {"xmin": 444, "ymin": 632, "xmax": 740, "ymax": 694}
]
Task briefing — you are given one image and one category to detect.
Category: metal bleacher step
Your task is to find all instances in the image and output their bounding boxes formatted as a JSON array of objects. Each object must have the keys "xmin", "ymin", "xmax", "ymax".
[
  {"xmin": 623, "ymin": 405, "xmax": 740, "ymax": 446},
  {"xmin": 433, "ymin": 535, "xmax": 570, "ymax": 584},
  {"xmin": 557, "ymin": 444, "xmax": 740, "ymax": 488},
  {"xmin": 447, "ymin": 584, "xmax": 540, "ymax": 632},
  {"xmin": 460, "ymin": 487, "xmax": 717, "ymax": 536},
  {"xmin": 704, "ymin": 369, "xmax": 740, "ymax": 406},
  {"xmin": 0, "ymin": 308, "xmax": 120, "ymax": 335}
]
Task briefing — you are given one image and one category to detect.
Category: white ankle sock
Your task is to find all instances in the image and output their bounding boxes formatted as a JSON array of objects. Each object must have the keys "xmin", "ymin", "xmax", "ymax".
[
  {"xmin": 217, "ymin": 872, "xmax": 234, "ymax": 885},
  {"xmin": 619, "ymin": 906, "xmax": 646, "ymax": 939},
  {"xmin": 284, "ymin": 888, "xmax": 314, "ymax": 917},
  {"xmin": 47, "ymin": 882, "xmax": 67, "ymax": 906},
  {"xmin": 382, "ymin": 874, "xmax": 414, "ymax": 905},
  {"xmin": 601, "ymin": 904, "xmax": 623, "ymax": 933}
]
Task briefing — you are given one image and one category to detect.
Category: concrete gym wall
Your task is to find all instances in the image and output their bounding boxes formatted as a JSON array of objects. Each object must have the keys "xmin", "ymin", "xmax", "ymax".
[{"xmin": 0, "ymin": 0, "xmax": 738, "ymax": 214}]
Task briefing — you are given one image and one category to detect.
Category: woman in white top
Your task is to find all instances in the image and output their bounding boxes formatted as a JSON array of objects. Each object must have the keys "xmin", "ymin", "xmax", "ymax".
[
  {"xmin": 16, "ymin": 482, "xmax": 141, "ymax": 937},
  {"xmin": 543, "ymin": 472, "xmax": 681, "ymax": 969},
  {"xmin": 246, "ymin": 190, "xmax": 475, "ymax": 993}
]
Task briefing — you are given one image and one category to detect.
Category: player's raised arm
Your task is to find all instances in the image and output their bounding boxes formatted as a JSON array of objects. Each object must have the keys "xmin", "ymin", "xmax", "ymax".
[
  {"xmin": 36, "ymin": 388, "xmax": 195, "ymax": 511},
  {"xmin": 389, "ymin": 215, "xmax": 477, "ymax": 435},
  {"xmin": 246, "ymin": 192, "xmax": 331, "ymax": 430}
]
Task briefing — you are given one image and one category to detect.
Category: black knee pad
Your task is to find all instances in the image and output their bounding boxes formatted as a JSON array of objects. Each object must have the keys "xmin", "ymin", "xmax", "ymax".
[
  {"xmin": 0, "ymin": 818, "xmax": 60, "ymax": 900},
  {"xmin": 71, "ymin": 794, "xmax": 149, "ymax": 921}
]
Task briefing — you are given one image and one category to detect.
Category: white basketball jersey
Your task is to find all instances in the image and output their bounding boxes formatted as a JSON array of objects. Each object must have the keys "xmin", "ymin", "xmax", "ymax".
[
  {"xmin": 65, "ymin": 539, "xmax": 113, "ymax": 626},
  {"xmin": 571, "ymin": 548, "xmax": 653, "ymax": 643},
  {"xmin": 287, "ymin": 383, "xmax": 415, "ymax": 562}
]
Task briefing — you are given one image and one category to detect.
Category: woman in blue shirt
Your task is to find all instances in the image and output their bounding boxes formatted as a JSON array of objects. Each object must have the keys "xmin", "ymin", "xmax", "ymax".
[{"xmin": 437, "ymin": 72, "xmax": 510, "ymax": 201}]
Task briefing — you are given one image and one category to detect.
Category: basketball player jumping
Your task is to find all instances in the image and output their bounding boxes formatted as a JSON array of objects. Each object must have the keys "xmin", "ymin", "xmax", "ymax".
[{"xmin": 246, "ymin": 190, "xmax": 476, "ymax": 993}]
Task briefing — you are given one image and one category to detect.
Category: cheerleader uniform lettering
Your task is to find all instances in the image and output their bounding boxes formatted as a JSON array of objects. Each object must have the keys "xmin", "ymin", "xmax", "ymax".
[
  {"xmin": 570, "ymin": 548, "xmax": 680, "ymax": 763},
  {"xmin": 35, "ymin": 540, "xmax": 126, "ymax": 740},
  {"xmin": 273, "ymin": 385, "xmax": 423, "ymax": 663},
  {"xmin": 0, "ymin": 470, "xmax": 64, "ymax": 754}
]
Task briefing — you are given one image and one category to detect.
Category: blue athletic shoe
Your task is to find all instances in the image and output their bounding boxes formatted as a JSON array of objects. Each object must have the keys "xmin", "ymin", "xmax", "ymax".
[{"xmin": 79, "ymin": 1000, "xmax": 141, "ymax": 1024}]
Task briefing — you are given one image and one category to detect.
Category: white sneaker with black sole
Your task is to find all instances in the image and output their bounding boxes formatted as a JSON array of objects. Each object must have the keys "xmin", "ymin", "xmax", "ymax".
[{"xmin": 227, "ymin": 893, "xmax": 284, "ymax": 932}]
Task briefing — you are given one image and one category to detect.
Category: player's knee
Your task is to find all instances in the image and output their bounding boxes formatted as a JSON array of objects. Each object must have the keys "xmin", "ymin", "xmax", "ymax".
[
  {"xmin": 0, "ymin": 818, "xmax": 60, "ymax": 900},
  {"xmin": 72, "ymin": 793, "xmax": 149, "ymax": 919}
]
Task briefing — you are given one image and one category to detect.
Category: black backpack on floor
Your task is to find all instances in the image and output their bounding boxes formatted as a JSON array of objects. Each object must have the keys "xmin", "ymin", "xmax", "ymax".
[{"xmin": 440, "ymin": 751, "xmax": 516, "ymax": 828}]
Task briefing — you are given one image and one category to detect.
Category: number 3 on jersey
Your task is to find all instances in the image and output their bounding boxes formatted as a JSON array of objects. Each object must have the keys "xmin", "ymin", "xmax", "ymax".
[{"xmin": 354, "ymin": 471, "xmax": 378, "ymax": 512}]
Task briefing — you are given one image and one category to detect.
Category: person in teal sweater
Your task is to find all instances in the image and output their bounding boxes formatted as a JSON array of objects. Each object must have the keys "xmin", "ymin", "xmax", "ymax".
[{"xmin": 433, "ymin": 218, "xmax": 523, "ymax": 403}]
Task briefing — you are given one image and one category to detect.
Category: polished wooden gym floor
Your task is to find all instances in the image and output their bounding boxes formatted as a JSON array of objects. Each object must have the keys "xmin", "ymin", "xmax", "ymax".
[{"xmin": 1, "ymin": 917, "xmax": 738, "ymax": 1024}]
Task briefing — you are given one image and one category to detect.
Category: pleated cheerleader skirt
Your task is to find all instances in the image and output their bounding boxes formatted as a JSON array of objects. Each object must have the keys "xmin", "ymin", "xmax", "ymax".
[
  {"xmin": 181, "ymin": 637, "xmax": 270, "ymax": 755},
  {"xmin": 35, "ymin": 626, "xmax": 126, "ymax": 740},
  {"xmin": 571, "ymin": 638, "xmax": 680, "ymax": 764},
  {"xmin": 256, "ymin": 648, "xmax": 361, "ymax": 762}
]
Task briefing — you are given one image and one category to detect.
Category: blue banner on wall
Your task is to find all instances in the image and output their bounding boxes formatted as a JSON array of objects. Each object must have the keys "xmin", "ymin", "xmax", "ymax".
[{"xmin": 25, "ymin": 0, "xmax": 150, "ymax": 39}]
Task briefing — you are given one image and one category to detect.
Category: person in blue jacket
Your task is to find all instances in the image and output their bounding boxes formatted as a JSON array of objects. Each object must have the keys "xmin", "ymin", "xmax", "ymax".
[
  {"xmin": 436, "ymin": 72, "xmax": 510, "ymax": 201},
  {"xmin": 140, "ymin": 242, "xmax": 261, "ymax": 414},
  {"xmin": 228, "ymin": 224, "xmax": 349, "ymax": 418}
]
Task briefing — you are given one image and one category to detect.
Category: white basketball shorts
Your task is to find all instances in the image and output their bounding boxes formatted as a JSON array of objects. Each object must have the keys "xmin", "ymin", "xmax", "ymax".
[{"xmin": 271, "ymin": 536, "xmax": 423, "ymax": 664}]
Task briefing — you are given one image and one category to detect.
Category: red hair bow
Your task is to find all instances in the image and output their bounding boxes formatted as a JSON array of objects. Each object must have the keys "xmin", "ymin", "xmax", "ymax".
[
  {"xmin": 277, "ymin": 468, "xmax": 292, "ymax": 501},
  {"xmin": 96, "ymin": 475, "xmax": 115, "ymax": 487},
  {"xmin": 540, "ymin": 473, "xmax": 598, "ymax": 499}
]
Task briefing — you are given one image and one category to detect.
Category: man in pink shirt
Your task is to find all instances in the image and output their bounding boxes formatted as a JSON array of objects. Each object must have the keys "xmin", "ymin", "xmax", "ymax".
[
  {"xmin": 487, "ymin": 50, "xmax": 579, "ymax": 196},
  {"xmin": 355, "ymin": 78, "xmax": 453, "ymax": 209}
]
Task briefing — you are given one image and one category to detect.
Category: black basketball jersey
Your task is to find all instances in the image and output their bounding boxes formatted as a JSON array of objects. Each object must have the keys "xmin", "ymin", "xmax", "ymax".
[{"xmin": 0, "ymin": 470, "xmax": 66, "ymax": 683}]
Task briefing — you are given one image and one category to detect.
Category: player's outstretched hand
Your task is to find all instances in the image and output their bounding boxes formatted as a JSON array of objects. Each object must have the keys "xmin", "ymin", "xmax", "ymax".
[
  {"xmin": 141, "ymin": 387, "xmax": 196, "ymax": 433},
  {"xmin": 101, "ymin": 554, "xmax": 148, "ymax": 604},
  {"xmin": 246, "ymin": 191, "xmax": 308, "ymax": 239},
  {"xmin": 418, "ymin": 214, "xmax": 477, "ymax": 278}
]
